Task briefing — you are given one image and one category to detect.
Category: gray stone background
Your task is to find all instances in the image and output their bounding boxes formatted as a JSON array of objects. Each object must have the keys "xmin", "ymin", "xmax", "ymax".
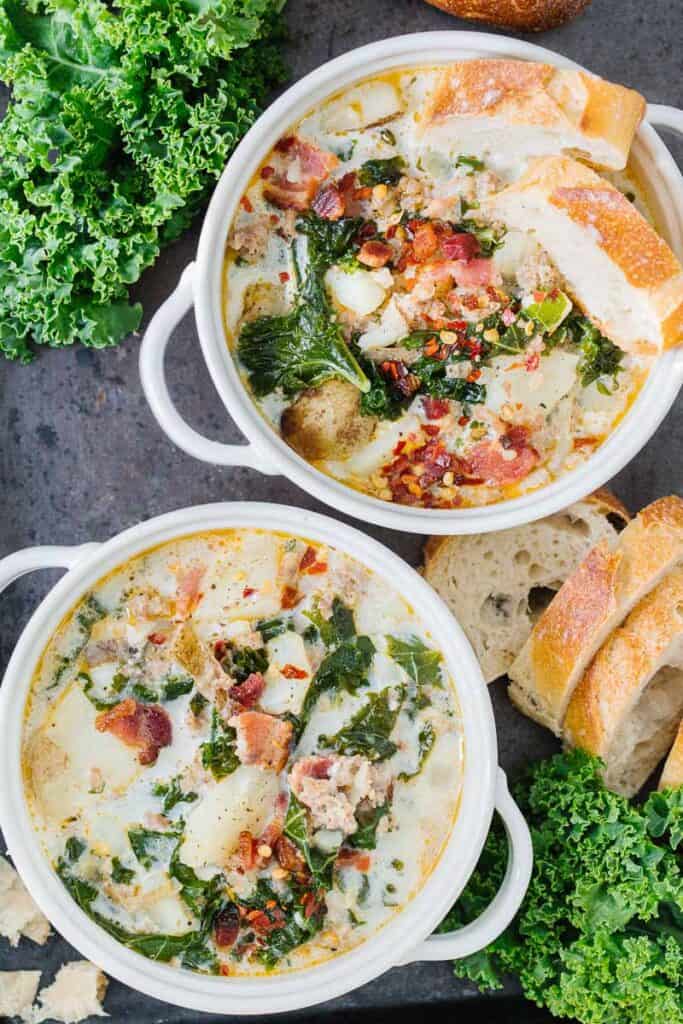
[{"xmin": 1, "ymin": 0, "xmax": 681, "ymax": 1020}]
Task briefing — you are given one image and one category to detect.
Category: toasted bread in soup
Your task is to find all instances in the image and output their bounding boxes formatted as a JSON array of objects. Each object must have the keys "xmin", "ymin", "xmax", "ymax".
[
  {"xmin": 487, "ymin": 156, "xmax": 683, "ymax": 355},
  {"xmin": 659, "ymin": 721, "xmax": 683, "ymax": 790},
  {"xmin": 508, "ymin": 496, "xmax": 683, "ymax": 734},
  {"xmin": 422, "ymin": 60, "xmax": 644, "ymax": 171},
  {"xmin": 564, "ymin": 568, "xmax": 683, "ymax": 796},
  {"xmin": 281, "ymin": 378, "xmax": 377, "ymax": 461},
  {"xmin": 423, "ymin": 489, "xmax": 628, "ymax": 684},
  {"xmin": 423, "ymin": 0, "xmax": 592, "ymax": 32}
]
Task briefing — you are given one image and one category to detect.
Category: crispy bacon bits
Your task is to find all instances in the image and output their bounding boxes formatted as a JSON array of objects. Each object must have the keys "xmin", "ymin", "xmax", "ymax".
[
  {"xmin": 312, "ymin": 182, "xmax": 345, "ymax": 221},
  {"xmin": 281, "ymin": 585, "xmax": 300, "ymax": 609},
  {"xmin": 214, "ymin": 903, "xmax": 240, "ymax": 949},
  {"xmin": 281, "ymin": 664, "xmax": 308, "ymax": 679},
  {"xmin": 263, "ymin": 136, "xmax": 339, "ymax": 212},
  {"xmin": 232, "ymin": 711, "xmax": 293, "ymax": 773},
  {"xmin": 95, "ymin": 699, "xmax": 172, "ymax": 765},
  {"xmin": 229, "ymin": 672, "xmax": 265, "ymax": 709},
  {"xmin": 358, "ymin": 240, "xmax": 393, "ymax": 268}
]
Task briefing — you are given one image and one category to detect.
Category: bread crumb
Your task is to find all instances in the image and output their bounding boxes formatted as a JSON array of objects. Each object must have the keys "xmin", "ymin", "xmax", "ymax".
[
  {"xmin": 33, "ymin": 962, "xmax": 108, "ymax": 1024},
  {"xmin": 0, "ymin": 971, "xmax": 41, "ymax": 1023},
  {"xmin": 0, "ymin": 856, "xmax": 51, "ymax": 947}
]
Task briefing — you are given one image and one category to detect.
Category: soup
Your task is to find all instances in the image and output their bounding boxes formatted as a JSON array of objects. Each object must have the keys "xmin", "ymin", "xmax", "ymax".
[
  {"xmin": 22, "ymin": 530, "xmax": 462, "ymax": 975},
  {"xmin": 224, "ymin": 67, "xmax": 652, "ymax": 509}
]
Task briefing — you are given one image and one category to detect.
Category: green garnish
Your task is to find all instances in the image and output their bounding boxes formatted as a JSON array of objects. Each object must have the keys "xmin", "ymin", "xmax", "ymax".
[
  {"xmin": 283, "ymin": 793, "xmax": 339, "ymax": 889},
  {"xmin": 111, "ymin": 858, "xmax": 135, "ymax": 885},
  {"xmin": 161, "ymin": 675, "xmax": 194, "ymax": 701},
  {"xmin": 127, "ymin": 827, "xmax": 181, "ymax": 869},
  {"xmin": 319, "ymin": 686, "xmax": 403, "ymax": 762},
  {"xmin": 357, "ymin": 156, "xmax": 406, "ymax": 186},
  {"xmin": 349, "ymin": 800, "xmax": 390, "ymax": 850},
  {"xmin": 152, "ymin": 776, "xmax": 198, "ymax": 815},
  {"xmin": 456, "ymin": 154, "xmax": 485, "ymax": 173},
  {"xmin": 64, "ymin": 837, "xmax": 86, "ymax": 862},
  {"xmin": 201, "ymin": 709, "xmax": 240, "ymax": 780},
  {"xmin": 386, "ymin": 635, "xmax": 443, "ymax": 690}
]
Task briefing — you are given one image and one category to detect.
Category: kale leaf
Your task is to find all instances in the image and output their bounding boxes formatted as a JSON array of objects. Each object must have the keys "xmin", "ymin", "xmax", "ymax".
[
  {"xmin": 358, "ymin": 156, "xmax": 406, "ymax": 186},
  {"xmin": 386, "ymin": 635, "xmax": 443, "ymax": 689},
  {"xmin": 300, "ymin": 635, "xmax": 375, "ymax": 726},
  {"xmin": 128, "ymin": 826, "xmax": 182, "ymax": 869},
  {"xmin": 0, "ymin": 0, "xmax": 287, "ymax": 361},
  {"xmin": 319, "ymin": 686, "xmax": 403, "ymax": 761},
  {"xmin": 161, "ymin": 674, "xmax": 194, "ymax": 701},
  {"xmin": 398, "ymin": 722, "xmax": 436, "ymax": 782},
  {"xmin": 153, "ymin": 775, "xmax": 198, "ymax": 815},
  {"xmin": 284, "ymin": 793, "xmax": 338, "ymax": 889},
  {"xmin": 201, "ymin": 708, "xmax": 240, "ymax": 780},
  {"xmin": 348, "ymin": 800, "xmax": 390, "ymax": 850},
  {"xmin": 443, "ymin": 751, "xmax": 683, "ymax": 1024},
  {"xmin": 238, "ymin": 212, "xmax": 369, "ymax": 397},
  {"xmin": 111, "ymin": 857, "xmax": 135, "ymax": 885}
]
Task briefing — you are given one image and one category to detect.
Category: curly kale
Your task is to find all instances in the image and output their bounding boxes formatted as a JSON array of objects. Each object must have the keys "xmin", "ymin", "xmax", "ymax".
[
  {"xmin": 441, "ymin": 751, "xmax": 683, "ymax": 1024},
  {"xmin": 0, "ymin": 0, "xmax": 287, "ymax": 361},
  {"xmin": 238, "ymin": 211, "xmax": 369, "ymax": 396}
]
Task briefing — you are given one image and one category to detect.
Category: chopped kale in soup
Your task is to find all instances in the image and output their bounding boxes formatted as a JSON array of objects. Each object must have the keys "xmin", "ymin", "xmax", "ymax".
[
  {"xmin": 23, "ymin": 530, "xmax": 463, "ymax": 976},
  {"xmin": 224, "ymin": 68, "xmax": 651, "ymax": 509}
]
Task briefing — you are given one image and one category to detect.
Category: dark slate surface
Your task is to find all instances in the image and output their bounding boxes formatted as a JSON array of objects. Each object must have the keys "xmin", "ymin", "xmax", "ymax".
[{"xmin": 1, "ymin": 0, "xmax": 682, "ymax": 1021}]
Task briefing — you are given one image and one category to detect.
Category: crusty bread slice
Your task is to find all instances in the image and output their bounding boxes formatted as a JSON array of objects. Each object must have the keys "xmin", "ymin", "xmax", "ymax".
[
  {"xmin": 508, "ymin": 495, "xmax": 683, "ymax": 734},
  {"xmin": 487, "ymin": 155, "xmax": 683, "ymax": 354},
  {"xmin": 422, "ymin": 60, "xmax": 644, "ymax": 171},
  {"xmin": 659, "ymin": 721, "xmax": 683, "ymax": 790},
  {"xmin": 423, "ymin": 489, "xmax": 628, "ymax": 684},
  {"xmin": 563, "ymin": 568, "xmax": 683, "ymax": 796},
  {"xmin": 423, "ymin": 0, "xmax": 592, "ymax": 32}
]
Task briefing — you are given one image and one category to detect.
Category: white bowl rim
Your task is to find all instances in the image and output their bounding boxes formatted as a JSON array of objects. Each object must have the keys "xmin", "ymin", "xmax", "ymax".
[
  {"xmin": 182, "ymin": 29, "xmax": 683, "ymax": 536},
  {"xmin": 0, "ymin": 501, "xmax": 498, "ymax": 1015}
]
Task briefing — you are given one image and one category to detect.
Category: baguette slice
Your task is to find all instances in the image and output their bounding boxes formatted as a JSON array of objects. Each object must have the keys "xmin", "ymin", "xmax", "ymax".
[
  {"xmin": 423, "ymin": 1, "xmax": 592, "ymax": 32},
  {"xmin": 423, "ymin": 489, "xmax": 628, "ymax": 683},
  {"xmin": 422, "ymin": 60, "xmax": 644, "ymax": 171},
  {"xmin": 508, "ymin": 495, "xmax": 683, "ymax": 734},
  {"xmin": 659, "ymin": 721, "xmax": 683, "ymax": 790},
  {"xmin": 564, "ymin": 568, "xmax": 683, "ymax": 796},
  {"xmin": 487, "ymin": 155, "xmax": 683, "ymax": 354}
]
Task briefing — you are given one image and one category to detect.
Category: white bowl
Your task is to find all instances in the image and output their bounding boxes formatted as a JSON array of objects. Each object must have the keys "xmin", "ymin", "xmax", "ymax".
[
  {"xmin": 140, "ymin": 31, "xmax": 683, "ymax": 536},
  {"xmin": 0, "ymin": 503, "xmax": 531, "ymax": 1015}
]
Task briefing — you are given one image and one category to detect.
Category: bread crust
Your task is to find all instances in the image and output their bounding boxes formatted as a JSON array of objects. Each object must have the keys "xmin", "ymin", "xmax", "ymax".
[
  {"xmin": 660, "ymin": 721, "xmax": 683, "ymax": 790},
  {"xmin": 423, "ymin": 0, "xmax": 591, "ymax": 31},
  {"xmin": 508, "ymin": 496, "xmax": 683, "ymax": 733},
  {"xmin": 423, "ymin": 60, "xmax": 644, "ymax": 171},
  {"xmin": 489, "ymin": 155, "xmax": 683, "ymax": 353},
  {"xmin": 564, "ymin": 568, "xmax": 683, "ymax": 792}
]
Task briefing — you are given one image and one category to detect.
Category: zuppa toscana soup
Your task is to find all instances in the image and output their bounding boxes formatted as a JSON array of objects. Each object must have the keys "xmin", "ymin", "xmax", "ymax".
[
  {"xmin": 224, "ymin": 68, "xmax": 652, "ymax": 509},
  {"xmin": 22, "ymin": 530, "xmax": 462, "ymax": 975}
]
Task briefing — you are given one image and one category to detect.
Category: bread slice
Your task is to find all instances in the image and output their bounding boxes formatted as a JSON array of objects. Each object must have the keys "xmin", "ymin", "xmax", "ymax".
[
  {"xmin": 563, "ymin": 568, "xmax": 683, "ymax": 796},
  {"xmin": 487, "ymin": 155, "xmax": 683, "ymax": 354},
  {"xmin": 659, "ymin": 721, "xmax": 683, "ymax": 790},
  {"xmin": 422, "ymin": 60, "xmax": 644, "ymax": 171},
  {"xmin": 423, "ymin": 0, "xmax": 592, "ymax": 32},
  {"xmin": 508, "ymin": 495, "xmax": 683, "ymax": 734},
  {"xmin": 423, "ymin": 489, "xmax": 628, "ymax": 684}
]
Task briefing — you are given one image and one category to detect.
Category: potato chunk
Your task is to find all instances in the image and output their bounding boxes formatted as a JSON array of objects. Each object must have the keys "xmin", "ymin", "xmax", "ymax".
[{"xmin": 281, "ymin": 379, "xmax": 376, "ymax": 460}]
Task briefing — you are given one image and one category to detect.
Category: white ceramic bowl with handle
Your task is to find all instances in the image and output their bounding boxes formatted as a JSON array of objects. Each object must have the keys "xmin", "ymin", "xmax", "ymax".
[
  {"xmin": 0, "ymin": 502, "xmax": 531, "ymax": 1016},
  {"xmin": 140, "ymin": 30, "xmax": 683, "ymax": 536}
]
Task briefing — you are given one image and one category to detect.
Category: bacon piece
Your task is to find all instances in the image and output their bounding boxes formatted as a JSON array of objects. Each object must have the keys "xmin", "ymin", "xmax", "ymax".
[
  {"xmin": 468, "ymin": 430, "xmax": 539, "ymax": 486},
  {"xmin": 175, "ymin": 563, "xmax": 205, "ymax": 620},
  {"xmin": 358, "ymin": 240, "xmax": 393, "ymax": 268},
  {"xmin": 442, "ymin": 232, "xmax": 480, "ymax": 262},
  {"xmin": 411, "ymin": 222, "xmax": 440, "ymax": 262},
  {"xmin": 238, "ymin": 830, "xmax": 258, "ymax": 870},
  {"xmin": 244, "ymin": 906, "xmax": 286, "ymax": 935},
  {"xmin": 299, "ymin": 545, "xmax": 317, "ymax": 571},
  {"xmin": 259, "ymin": 817, "xmax": 284, "ymax": 851},
  {"xmin": 422, "ymin": 397, "xmax": 450, "ymax": 420},
  {"xmin": 451, "ymin": 257, "xmax": 498, "ymax": 289},
  {"xmin": 233, "ymin": 711, "xmax": 293, "ymax": 772},
  {"xmin": 281, "ymin": 585, "xmax": 300, "ymax": 610},
  {"xmin": 312, "ymin": 182, "xmax": 345, "ymax": 220},
  {"xmin": 95, "ymin": 699, "xmax": 171, "ymax": 766},
  {"xmin": 229, "ymin": 672, "xmax": 265, "ymax": 709},
  {"xmin": 214, "ymin": 903, "xmax": 240, "ymax": 949},
  {"xmin": 147, "ymin": 632, "xmax": 167, "ymax": 646},
  {"xmin": 301, "ymin": 891, "xmax": 325, "ymax": 919},
  {"xmin": 336, "ymin": 848, "xmax": 371, "ymax": 872},
  {"xmin": 263, "ymin": 136, "xmax": 339, "ymax": 212},
  {"xmin": 290, "ymin": 755, "xmax": 333, "ymax": 783},
  {"xmin": 274, "ymin": 835, "xmax": 308, "ymax": 876}
]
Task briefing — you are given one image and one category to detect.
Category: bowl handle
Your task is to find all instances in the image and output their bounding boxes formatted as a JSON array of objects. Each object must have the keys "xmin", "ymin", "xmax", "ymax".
[
  {"xmin": 139, "ymin": 263, "xmax": 279, "ymax": 474},
  {"xmin": 647, "ymin": 104, "xmax": 683, "ymax": 137},
  {"xmin": 0, "ymin": 543, "xmax": 101, "ymax": 595},
  {"xmin": 396, "ymin": 769, "xmax": 532, "ymax": 964}
]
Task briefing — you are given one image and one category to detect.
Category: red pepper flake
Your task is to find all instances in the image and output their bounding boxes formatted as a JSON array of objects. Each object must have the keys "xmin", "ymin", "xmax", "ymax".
[
  {"xmin": 240, "ymin": 195, "xmax": 253, "ymax": 213},
  {"xmin": 386, "ymin": 223, "xmax": 398, "ymax": 239},
  {"xmin": 269, "ymin": 214, "xmax": 279, "ymax": 225},
  {"xmin": 214, "ymin": 639, "xmax": 229, "ymax": 662},
  {"xmin": 423, "ymin": 424, "xmax": 440, "ymax": 436},
  {"xmin": 242, "ymin": 586, "xmax": 255, "ymax": 598},
  {"xmin": 393, "ymin": 440, "xmax": 406, "ymax": 455},
  {"xmin": 260, "ymin": 165, "xmax": 275, "ymax": 179},
  {"xmin": 525, "ymin": 351, "xmax": 540, "ymax": 372},
  {"xmin": 353, "ymin": 186, "xmax": 372, "ymax": 200},
  {"xmin": 307, "ymin": 561, "xmax": 328, "ymax": 575},
  {"xmin": 148, "ymin": 632, "xmax": 167, "ymax": 646},
  {"xmin": 533, "ymin": 290, "xmax": 546, "ymax": 302},
  {"xmin": 458, "ymin": 415, "xmax": 470, "ymax": 427},
  {"xmin": 281, "ymin": 585, "xmax": 300, "ymax": 610},
  {"xmin": 282, "ymin": 664, "xmax": 308, "ymax": 679},
  {"xmin": 467, "ymin": 368, "xmax": 482, "ymax": 382},
  {"xmin": 279, "ymin": 271, "xmax": 290, "ymax": 284}
]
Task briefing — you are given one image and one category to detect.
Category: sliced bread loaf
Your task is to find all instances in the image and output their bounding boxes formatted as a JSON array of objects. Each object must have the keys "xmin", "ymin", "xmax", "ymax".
[
  {"xmin": 563, "ymin": 568, "xmax": 683, "ymax": 796},
  {"xmin": 423, "ymin": 489, "xmax": 628, "ymax": 683},
  {"xmin": 508, "ymin": 495, "xmax": 683, "ymax": 734}
]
